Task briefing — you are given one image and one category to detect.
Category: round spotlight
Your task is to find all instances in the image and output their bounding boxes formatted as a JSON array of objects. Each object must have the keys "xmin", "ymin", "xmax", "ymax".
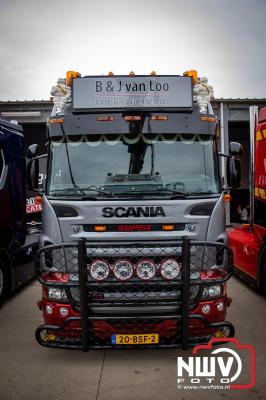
[
  {"xmin": 201, "ymin": 304, "xmax": 211, "ymax": 314},
  {"xmin": 136, "ymin": 259, "xmax": 156, "ymax": 281},
  {"xmin": 160, "ymin": 259, "xmax": 181, "ymax": 280},
  {"xmin": 90, "ymin": 260, "xmax": 110, "ymax": 281},
  {"xmin": 216, "ymin": 301, "xmax": 225, "ymax": 312},
  {"xmin": 59, "ymin": 307, "xmax": 69, "ymax": 317},
  {"xmin": 45, "ymin": 304, "xmax": 53, "ymax": 315},
  {"xmin": 113, "ymin": 260, "xmax": 134, "ymax": 281}
]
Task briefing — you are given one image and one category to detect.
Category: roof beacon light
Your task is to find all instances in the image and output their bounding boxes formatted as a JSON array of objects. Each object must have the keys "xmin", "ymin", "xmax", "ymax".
[
  {"xmin": 183, "ymin": 70, "xmax": 198, "ymax": 84},
  {"xmin": 129, "ymin": 71, "xmax": 135, "ymax": 77},
  {"xmin": 66, "ymin": 70, "xmax": 81, "ymax": 86}
]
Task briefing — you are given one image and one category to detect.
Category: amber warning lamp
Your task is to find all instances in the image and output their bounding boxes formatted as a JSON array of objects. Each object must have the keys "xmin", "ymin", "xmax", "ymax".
[
  {"xmin": 183, "ymin": 69, "xmax": 198, "ymax": 84},
  {"xmin": 66, "ymin": 70, "xmax": 81, "ymax": 86}
]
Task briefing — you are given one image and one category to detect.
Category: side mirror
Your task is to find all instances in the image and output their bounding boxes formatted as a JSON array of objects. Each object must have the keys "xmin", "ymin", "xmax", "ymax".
[
  {"xmin": 26, "ymin": 158, "xmax": 39, "ymax": 191},
  {"xmin": 26, "ymin": 144, "xmax": 39, "ymax": 159},
  {"xmin": 227, "ymin": 141, "xmax": 243, "ymax": 189},
  {"xmin": 229, "ymin": 142, "xmax": 243, "ymax": 156}
]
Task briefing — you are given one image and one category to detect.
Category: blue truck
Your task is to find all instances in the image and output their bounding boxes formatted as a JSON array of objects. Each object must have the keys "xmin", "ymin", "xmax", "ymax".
[{"xmin": 0, "ymin": 119, "xmax": 38, "ymax": 303}]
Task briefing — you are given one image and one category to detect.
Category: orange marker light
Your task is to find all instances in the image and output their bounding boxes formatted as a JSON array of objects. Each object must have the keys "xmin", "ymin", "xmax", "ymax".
[
  {"xmin": 201, "ymin": 116, "xmax": 217, "ymax": 123},
  {"xmin": 151, "ymin": 115, "xmax": 168, "ymax": 121},
  {"xmin": 35, "ymin": 195, "xmax": 43, "ymax": 206},
  {"xmin": 49, "ymin": 118, "xmax": 64, "ymax": 124},
  {"xmin": 124, "ymin": 116, "xmax": 142, "ymax": 121},
  {"xmin": 108, "ymin": 71, "xmax": 114, "ymax": 77},
  {"xmin": 150, "ymin": 71, "xmax": 157, "ymax": 76},
  {"xmin": 97, "ymin": 116, "xmax": 114, "ymax": 121},
  {"xmin": 129, "ymin": 71, "xmax": 135, "ymax": 76},
  {"xmin": 224, "ymin": 194, "xmax": 231, "ymax": 203},
  {"xmin": 94, "ymin": 225, "xmax": 107, "ymax": 232},
  {"xmin": 162, "ymin": 225, "xmax": 175, "ymax": 231}
]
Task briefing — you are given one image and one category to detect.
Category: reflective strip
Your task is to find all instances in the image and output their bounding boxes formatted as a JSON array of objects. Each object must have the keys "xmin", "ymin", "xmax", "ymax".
[
  {"xmin": 256, "ymin": 130, "xmax": 263, "ymax": 141},
  {"xmin": 254, "ymin": 186, "xmax": 266, "ymax": 200},
  {"xmin": 259, "ymin": 188, "xmax": 266, "ymax": 200},
  {"xmin": 255, "ymin": 186, "xmax": 266, "ymax": 200},
  {"xmin": 256, "ymin": 129, "xmax": 266, "ymax": 141}
]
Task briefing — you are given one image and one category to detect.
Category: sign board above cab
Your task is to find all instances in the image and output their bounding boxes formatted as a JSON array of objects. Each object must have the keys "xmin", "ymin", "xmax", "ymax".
[{"xmin": 72, "ymin": 76, "xmax": 193, "ymax": 111}]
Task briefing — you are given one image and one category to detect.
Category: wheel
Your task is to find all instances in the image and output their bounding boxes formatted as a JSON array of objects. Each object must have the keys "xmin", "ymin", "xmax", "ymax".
[{"xmin": 0, "ymin": 261, "xmax": 9, "ymax": 303}]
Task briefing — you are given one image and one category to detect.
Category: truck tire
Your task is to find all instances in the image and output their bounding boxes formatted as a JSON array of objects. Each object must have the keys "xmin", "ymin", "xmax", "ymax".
[{"xmin": 0, "ymin": 260, "xmax": 9, "ymax": 303}]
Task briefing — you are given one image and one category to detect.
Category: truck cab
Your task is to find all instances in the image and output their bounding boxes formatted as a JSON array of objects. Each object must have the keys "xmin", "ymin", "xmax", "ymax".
[
  {"xmin": 30, "ymin": 71, "xmax": 236, "ymax": 349},
  {"xmin": 228, "ymin": 107, "xmax": 266, "ymax": 292}
]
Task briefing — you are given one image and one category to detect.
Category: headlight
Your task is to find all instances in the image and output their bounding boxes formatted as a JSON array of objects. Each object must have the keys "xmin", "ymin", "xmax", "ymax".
[
  {"xmin": 136, "ymin": 259, "xmax": 156, "ymax": 280},
  {"xmin": 160, "ymin": 259, "xmax": 181, "ymax": 280},
  {"xmin": 201, "ymin": 285, "xmax": 222, "ymax": 299},
  {"xmin": 113, "ymin": 260, "xmax": 134, "ymax": 281},
  {"xmin": 90, "ymin": 259, "xmax": 110, "ymax": 281},
  {"xmin": 46, "ymin": 287, "xmax": 68, "ymax": 301}
]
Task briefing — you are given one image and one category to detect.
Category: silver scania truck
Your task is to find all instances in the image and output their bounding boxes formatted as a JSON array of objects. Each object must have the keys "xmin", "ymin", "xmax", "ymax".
[{"xmin": 27, "ymin": 71, "xmax": 241, "ymax": 350}]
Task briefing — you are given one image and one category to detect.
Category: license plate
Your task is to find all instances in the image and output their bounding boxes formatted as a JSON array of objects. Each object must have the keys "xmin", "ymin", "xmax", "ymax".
[{"xmin": 111, "ymin": 333, "xmax": 159, "ymax": 345}]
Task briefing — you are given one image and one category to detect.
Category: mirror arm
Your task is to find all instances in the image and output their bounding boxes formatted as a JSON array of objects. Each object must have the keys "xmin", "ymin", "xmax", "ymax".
[{"xmin": 218, "ymin": 152, "xmax": 231, "ymax": 158}]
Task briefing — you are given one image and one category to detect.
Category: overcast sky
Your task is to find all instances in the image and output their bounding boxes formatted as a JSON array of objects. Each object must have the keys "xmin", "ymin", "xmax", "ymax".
[{"xmin": 0, "ymin": 0, "xmax": 265, "ymax": 100}]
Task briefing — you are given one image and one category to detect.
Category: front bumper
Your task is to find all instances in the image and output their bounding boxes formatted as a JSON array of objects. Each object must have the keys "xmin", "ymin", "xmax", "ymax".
[
  {"xmin": 35, "ymin": 238, "xmax": 235, "ymax": 350},
  {"xmin": 36, "ymin": 314, "xmax": 234, "ymax": 350}
]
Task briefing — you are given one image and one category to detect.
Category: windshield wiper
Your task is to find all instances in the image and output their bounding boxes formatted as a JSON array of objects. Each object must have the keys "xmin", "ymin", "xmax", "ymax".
[
  {"xmin": 115, "ymin": 188, "xmax": 187, "ymax": 198},
  {"xmin": 49, "ymin": 186, "xmax": 116, "ymax": 198}
]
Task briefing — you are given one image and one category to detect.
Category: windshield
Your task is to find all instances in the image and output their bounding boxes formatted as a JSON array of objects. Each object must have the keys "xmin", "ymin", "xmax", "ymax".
[{"xmin": 47, "ymin": 133, "xmax": 220, "ymax": 198}]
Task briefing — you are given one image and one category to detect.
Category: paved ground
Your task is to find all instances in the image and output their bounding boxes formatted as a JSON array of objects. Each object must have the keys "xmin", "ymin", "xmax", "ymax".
[{"xmin": 0, "ymin": 276, "xmax": 265, "ymax": 400}]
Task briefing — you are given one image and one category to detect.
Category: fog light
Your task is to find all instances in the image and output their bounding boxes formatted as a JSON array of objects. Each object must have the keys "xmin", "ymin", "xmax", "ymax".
[
  {"xmin": 45, "ymin": 304, "xmax": 53, "ymax": 315},
  {"xmin": 90, "ymin": 259, "xmax": 110, "ymax": 281},
  {"xmin": 160, "ymin": 259, "xmax": 181, "ymax": 280},
  {"xmin": 59, "ymin": 307, "xmax": 69, "ymax": 317},
  {"xmin": 113, "ymin": 260, "xmax": 134, "ymax": 281},
  {"xmin": 136, "ymin": 259, "xmax": 156, "ymax": 280},
  {"xmin": 217, "ymin": 301, "xmax": 225, "ymax": 311},
  {"xmin": 201, "ymin": 304, "xmax": 211, "ymax": 314}
]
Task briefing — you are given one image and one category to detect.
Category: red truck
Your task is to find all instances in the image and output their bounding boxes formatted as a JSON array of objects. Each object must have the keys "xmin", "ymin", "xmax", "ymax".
[{"xmin": 228, "ymin": 106, "xmax": 266, "ymax": 293}]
